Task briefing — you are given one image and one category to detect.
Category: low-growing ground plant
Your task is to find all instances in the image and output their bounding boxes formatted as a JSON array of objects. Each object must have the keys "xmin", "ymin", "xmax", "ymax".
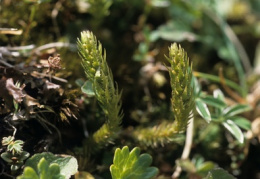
[{"xmin": 1, "ymin": 0, "xmax": 260, "ymax": 179}]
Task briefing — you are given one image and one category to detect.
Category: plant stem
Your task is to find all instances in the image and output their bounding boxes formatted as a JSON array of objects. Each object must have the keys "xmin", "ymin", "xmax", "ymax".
[
  {"xmin": 172, "ymin": 113, "xmax": 194, "ymax": 179},
  {"xmin": 33, "ymin": 42, "xmax": 76, "ymax": 55}
]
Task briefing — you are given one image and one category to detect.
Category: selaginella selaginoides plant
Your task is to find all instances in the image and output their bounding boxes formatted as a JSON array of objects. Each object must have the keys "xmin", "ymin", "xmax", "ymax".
[
  {"xmin": 78, "ymin": 31, "xmax": 194, "ymax": 156},
  {"xmin": 133, "ymin": 43, "xmax": 194, "ymax": 147},
  {"xmin": 77, "ymin": 31, "xmax": 123, "ymax": 154},
  {"xmin": 167, "ymin": 43, "xmax": 194, "ymax": 132}
]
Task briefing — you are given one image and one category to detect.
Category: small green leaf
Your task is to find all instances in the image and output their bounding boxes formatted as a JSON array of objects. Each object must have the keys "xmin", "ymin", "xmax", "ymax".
[
  {"xmin": 25, "ymin": 152, "xmax": 57, "ymax": 171},
  {"xmin": 223, "ymin": 104, "xmax": 251, "ymax": 117},
  {"xmin": 1, "ymin": 151, "xmax": 29, "ymax": 171},
  {"xmin": 193, "ymin": 156, "xmax": 204, "ymax": 169},
  {"xmin": 110, "ymin": 146, "xmax": 158, "ymax": 179},
  {"xmin": 38, "ymin": 158, "xmax": 49, "ymax": 178},
  {"xmin": 2, "ymin": 136, "xmax": 14, "ymax": 146},
  {"xmin": 49, "ymin": 163, "xmax": 61, "ymax": 177},
  {"xmin": 200, "ymin": 95, "xmax": 226, "ymax": 109},
  {"xmin": 75, "ymin": 171, "xmax": 95, "ymax": 179},
  {"xmin": 19, "ymin": 157, "xmax": 66, "ymax": 179},
  {"xmin": 19, "ymin": 151, "xmax": 30, "ymax": 161},
  {"xmin": 177, "ymin": 159, "xmax": 196, "ymax": 173},
  {"xmin": 192, "ymin": 76, "xmax": 201, "ymax": 96},
  {"xmin": 23, "ymin": 152, "xmax": 78, "ymax": 179},
  {"xmin": 81, "ymin": 81, "xmax": 95, "ymax": 97},
  {"xmin": 75, "ymin": 79, "xmax": 85, "ymax": 87},
  {"xmin": 150, "ymin": 21, "xmax": 197, "ymax": 42},
  {"xmin": 194, "ymin": 72, "xmax": 245, "ymax": 97},
  {"xmin": 17, "ymin": 167, "xmax": 39, "ymax": 179},
  {"xmin": 1, "ymin": 152, "xmax": 13, "ymax": 163},
  {"xmin": 7, "ymin": 140, "xmax": 24, "ymax": 154},
  {"xmin": 222, "ymin": 120, "xmax": 244, "ymax": 143},
  {"xmin": 205, "ymin": 168, "xmax": 236, "ymax": 179},
  {"xmin": 231, "ymin": 117, "xmax": 251, "ymax": 130},
  {"xmin": 11, "ymin": 164, "xmax": 22, "ymax": 172},
  {"xmin": 197, "ymin": 161, "xmax": 215, "ymax": 174},
  {"xmin": 195, "ymin": 99, "xmax": 211, "ymax": 123},
  {"xmin": 213, "ymin": 89, "xmax": 225, "ymax": 116},
  {"xmin": 53, "ymin": 156, "xmax": 78, "ymax": 178},
  {"xmin": 213, "ymin": 89, "xmax": 225, "ymax": 101}
]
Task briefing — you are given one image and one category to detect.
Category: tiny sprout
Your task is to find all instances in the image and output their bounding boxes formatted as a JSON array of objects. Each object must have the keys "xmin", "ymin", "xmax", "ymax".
[
  {"xmin": 7, "ymin": 140, "xmax": 24, "ymax": 154},
  {"xmin": 1, "ymin": 151, "xmax": 30, "ymax": 172},
  {"xmin": 1, "ymin": 136, "xmax": 30, "ymax": 173}
]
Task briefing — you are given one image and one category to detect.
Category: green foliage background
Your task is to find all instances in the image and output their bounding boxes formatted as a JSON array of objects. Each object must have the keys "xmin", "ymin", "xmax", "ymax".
[{"xmin": 1, "ymin": 0, "xmax": 260, "ymax": 178}]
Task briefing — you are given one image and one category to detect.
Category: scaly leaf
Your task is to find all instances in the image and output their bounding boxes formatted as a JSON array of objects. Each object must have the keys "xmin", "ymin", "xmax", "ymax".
[
  {"xmin": 166, "ymin": 43, "xmax": 194, "ymax": 132},
  {"xmin": 78, "ymin": 31, "xmax": 123, "ymax": 151}
]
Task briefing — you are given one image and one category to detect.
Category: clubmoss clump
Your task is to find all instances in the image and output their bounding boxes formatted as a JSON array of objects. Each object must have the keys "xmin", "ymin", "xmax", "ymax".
[
  {"xmin": 133, "ymin": 43, "xmax": 194, "ymax": 147},
  {"xmin": 166, "ymin": 43, "xmax": 194, "ymax": 132},
  {"xmin": 77, "ymin": 31, "xmax": 123, "ymax": 152}
]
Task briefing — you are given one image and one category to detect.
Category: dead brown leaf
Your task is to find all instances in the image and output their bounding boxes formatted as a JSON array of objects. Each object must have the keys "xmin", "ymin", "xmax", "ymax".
[{"xmin": 6, "ymin": 78, "xmax": 25, "ymax": 103}]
